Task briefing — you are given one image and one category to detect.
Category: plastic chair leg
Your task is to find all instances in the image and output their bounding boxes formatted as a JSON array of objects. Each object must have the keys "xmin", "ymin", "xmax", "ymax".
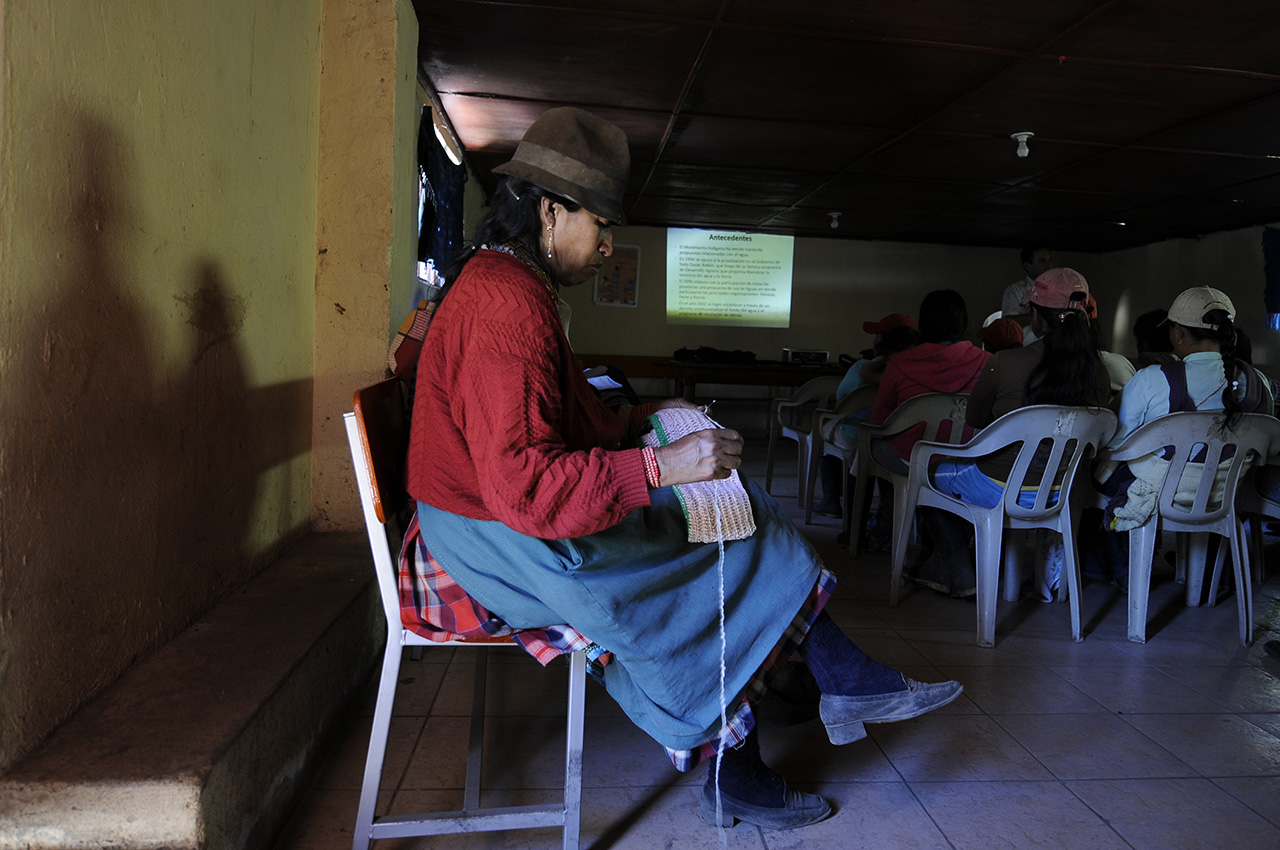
[
  {"xmin": 1060, "ymin": 525, "xmax": 1084, "ymax": 642},
  {"xmin": 848, "ymin": 462, "xmax": 871, "ymax": 556},
  {"xmin": 764, "ymin": 423, "xmax": 779, "ymax": 494},
  {"xmin": 974, "ymin": 515, "xmax": 1004, "ymax": 647},
  {"xmin": 796, "ymin": 435, "xmax": 810, "ymax": 506},
  {"xmin": 1184, "ymin": 532, "xmax": 1211, "ymax": 607},
  {"xmin": 1207, "ymin": 534, "xmax": 1229, "ymax": 607},
  {"xmin": 1001, "ymin": 530, "xmax": 1024, "ymax": 603},
  {"xmin": 1231, "ymin": 531, "xmax": 1255, "ymax": 647},
  {"xmin": 804, "ymin": 441, "xmax": 823, "ymax": 524},
  {"xmin": 1127, "ymin": 522, "xmax": 1159, "ymax": 644},
  {"xmin": 1248, "ymin": 516, "xmax": 1265, "ymax": 585},
  {"xmin": 889, "ymin": 502, "xmax": 915, "ymax": 608},
  {"xmin": 887, "ymin": 474, "xmax": 918, "ymax": 606}
]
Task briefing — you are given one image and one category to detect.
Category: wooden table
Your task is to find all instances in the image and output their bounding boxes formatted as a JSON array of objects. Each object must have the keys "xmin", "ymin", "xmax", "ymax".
[{"xmin": 576, "ymin": 354, "xmax": 846, "ymax": 400}]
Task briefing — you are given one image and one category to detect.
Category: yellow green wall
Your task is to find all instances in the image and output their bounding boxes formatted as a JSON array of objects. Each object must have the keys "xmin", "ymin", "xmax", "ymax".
[
  {"xmin": 312, "ymin": 0, "xmax": 421, "ymax": 532},
  {"xmin": 0, "ymin": 0, "xmax": 322, "ymax": 769}
]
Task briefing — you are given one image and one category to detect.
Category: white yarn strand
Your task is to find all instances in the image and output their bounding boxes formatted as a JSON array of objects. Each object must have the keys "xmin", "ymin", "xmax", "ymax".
[{"xmin": 712, "ymin": 476, "xmax": 729, "ymax": 847}]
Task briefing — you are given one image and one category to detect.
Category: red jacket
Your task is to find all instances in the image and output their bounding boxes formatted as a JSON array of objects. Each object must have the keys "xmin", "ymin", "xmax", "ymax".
[
  {"xmin": 407, "ymin": 250, "xmax": 650, "ymax": 539},
  {"xmin": 870, "ymin": 341, "xmax": 991, "ymax": 460}
]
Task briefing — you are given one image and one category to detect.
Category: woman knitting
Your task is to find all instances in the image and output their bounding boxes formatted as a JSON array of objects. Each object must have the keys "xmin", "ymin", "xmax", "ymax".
[{"xmin": 404, "ymin": 107, "xmax": 961, "ymax": 830}]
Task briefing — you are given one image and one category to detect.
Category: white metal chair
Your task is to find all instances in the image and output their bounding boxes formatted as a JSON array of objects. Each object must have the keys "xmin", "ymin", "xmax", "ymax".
[
  {"xmin": 850, "ymin": 392, "xmax": 969, "ymax": 558},
  {"xmin": 764, "ymin": 375, "xmax": 840, "ymax": 505},
  {"xmin": 803, "ymin": 384, "xmax": 878, "ymax": 528},
  {"xmin": 896, "ymin": 405, "xmax": 1117, "ymax": 646},
  {"xmin": 344, "ymin": 378, "xmax": 586, "ymax": 850},
  {"xmin": 1092, "ymin": 411, "xmax": 1280, "ymax": 645}
]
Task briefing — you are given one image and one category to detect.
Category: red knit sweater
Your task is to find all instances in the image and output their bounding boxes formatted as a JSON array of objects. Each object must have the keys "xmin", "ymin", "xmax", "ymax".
[{"xmin": 407, "ymin": 250, "xmax": 651, "ymax": 539}]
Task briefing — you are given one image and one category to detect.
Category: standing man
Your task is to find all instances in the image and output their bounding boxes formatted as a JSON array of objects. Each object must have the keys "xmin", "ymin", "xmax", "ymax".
[{"xmin": 1001, "ymin": 247, "xmax": 1052, "ymax": 342}]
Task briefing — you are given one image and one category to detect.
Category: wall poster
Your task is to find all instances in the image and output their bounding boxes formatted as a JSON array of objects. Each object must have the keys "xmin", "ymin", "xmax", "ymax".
[{"xmin": 593, "ymin": 244, "xmax": 640, "ymax": 308}]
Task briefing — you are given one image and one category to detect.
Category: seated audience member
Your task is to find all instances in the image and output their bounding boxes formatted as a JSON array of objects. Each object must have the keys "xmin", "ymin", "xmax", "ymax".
[
  {"xmin": 1234, "ymin": 328, "xmax": 1280, "ymax": 402},
  {"xmin": 868, "ymin": 290, "xmax": 991, "ymax": 587},
  {"xmin": 813, "ymin": 315, "xmax": 921, "ymax": 546},
  {"xmin": 1230, "ymin": 327, "xmax": 1280, "ymax": 505},
  {"xmin": 1079, "ymin": 287, "xmax": 1275, "ymax": 581},
  {"xmin": 909, "ymin": 269, "xmax": 1110, "ymax": 599},
  {"xmin": 1129, "ymin": 308, "xmax": 1179, "ymax": 370},
  {"xmin": 1002, "ymin": 246, "xmax": 1053, "ymax": 343},
  {"xmin": 979, "ymin": 317, "xmax": 1024, "ymax": 353},
  {"xmin": 1084, "ymin": 294, "xmax": 1137, "ymax": 395},
  {"xmin": 869, "ymin": 289, "xmax": 992, "ymax": 477}
]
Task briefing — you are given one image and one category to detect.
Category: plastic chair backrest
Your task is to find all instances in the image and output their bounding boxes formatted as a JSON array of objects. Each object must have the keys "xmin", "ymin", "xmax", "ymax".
[
  {"xmin": 1103, "ymin": 411, "xmax": 1280, "ymax": 526},
  {"xmin": 995, "ymin": 406, "xmax": 1119, "ymax": 520},
  {"xmin": 775, "ymin": 375, "xmax": 841, "ymax": 429},
  {"xmin": 865, "ymin": 391, "xmax": 970, "ymax": 451},
  {"xmin": 819, "ymin": 381, "xmax": 880, "ymax": 435}
]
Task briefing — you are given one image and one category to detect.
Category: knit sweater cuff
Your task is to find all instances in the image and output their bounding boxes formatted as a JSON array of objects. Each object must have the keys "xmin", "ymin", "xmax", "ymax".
[{"xmin": 616, "ymin": 448, "xmax": 653, "ymax": 511}]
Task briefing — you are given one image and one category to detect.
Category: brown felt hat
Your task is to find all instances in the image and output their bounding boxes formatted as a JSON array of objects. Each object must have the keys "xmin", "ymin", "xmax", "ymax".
[{"xmin": 493, "ymin": 107, "xmax": 630, "ymax": 225}]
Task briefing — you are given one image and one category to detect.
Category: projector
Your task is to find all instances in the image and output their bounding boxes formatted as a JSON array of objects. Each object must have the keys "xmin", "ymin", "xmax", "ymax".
[{"xmin": 782, "ymin": 348, "xmax": 829, "ymax": 365}]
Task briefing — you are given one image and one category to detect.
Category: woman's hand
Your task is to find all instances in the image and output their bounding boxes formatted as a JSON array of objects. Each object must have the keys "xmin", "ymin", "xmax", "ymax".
[{"xmin": 654, "ymin": 428, "xmax": 744, "ymax": 486}]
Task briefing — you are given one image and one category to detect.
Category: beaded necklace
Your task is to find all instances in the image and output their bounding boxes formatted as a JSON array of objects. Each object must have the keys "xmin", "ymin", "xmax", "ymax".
[{"xmin": 483, "ymin": 241, "xmax": 560, "ymax": 305}]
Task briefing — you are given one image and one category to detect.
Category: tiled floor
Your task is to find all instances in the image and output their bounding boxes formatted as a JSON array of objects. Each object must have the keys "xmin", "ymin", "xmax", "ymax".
[{"xmin": 275, "ymin": 447, "xmax": 1280, "ymax": 850}]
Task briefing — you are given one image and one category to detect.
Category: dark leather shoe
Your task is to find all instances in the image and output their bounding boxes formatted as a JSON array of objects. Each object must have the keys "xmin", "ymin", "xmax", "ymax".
[
  {"xmin": 819, "ymin": 678, "xmax": 963, "ymax": 745},
  {"xmin": 698, "ymin": 779, "xmax": 832, "ymax": 829}
]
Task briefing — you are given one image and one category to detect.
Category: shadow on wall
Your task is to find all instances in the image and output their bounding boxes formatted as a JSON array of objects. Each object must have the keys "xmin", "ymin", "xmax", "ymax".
[{"xmin": 0, "ymin": 112, "xmax": 311, "ymax": 770}]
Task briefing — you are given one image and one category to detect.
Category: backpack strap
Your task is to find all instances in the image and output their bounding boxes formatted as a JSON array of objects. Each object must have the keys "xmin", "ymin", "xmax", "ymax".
[{"xmin": 1160, "ymin": 362, "xmax": 1195, "ymax": 412}]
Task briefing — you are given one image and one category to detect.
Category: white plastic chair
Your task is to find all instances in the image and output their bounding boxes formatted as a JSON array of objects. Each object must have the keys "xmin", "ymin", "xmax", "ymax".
[
  {"xmin": 764, "ymin": 375, "xmax": 841, "ymax": 505},
  {"xmin": 804, "ymin": 384, "xmax": 878, "ymax": 528},
  {"xmin": 344, "ymin": 379, "xmax": 586, "ymax": 850},
  {"xmin": 1093, "ymin": 411, "xmax": 1280, "ymax": 645},
  {"xmin": 896, "ymin": 405, "xmax": 1118, "ymax": 646},
  {"xmin": 850, "ymin": 392, "xmax": 969, "ymax": 558},
  {"xmin": 1234, "ymin": 451, "xmax": 1280, "ymax": 588}
]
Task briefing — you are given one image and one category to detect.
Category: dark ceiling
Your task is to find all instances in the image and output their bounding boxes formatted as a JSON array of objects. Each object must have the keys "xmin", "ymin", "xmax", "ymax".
[{"xmin": 412, "ymin": 0, "xmax": 1280, "ymax": 253}]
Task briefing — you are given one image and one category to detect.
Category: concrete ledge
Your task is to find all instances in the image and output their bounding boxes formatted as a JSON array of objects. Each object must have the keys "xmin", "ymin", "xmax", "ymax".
[{"xmin": 0, "ymin": 533, "xmax": 380, "ymax": 850}]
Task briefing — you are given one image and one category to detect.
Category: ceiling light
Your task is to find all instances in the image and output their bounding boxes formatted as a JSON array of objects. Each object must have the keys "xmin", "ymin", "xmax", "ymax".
[
  {"xmin": 829, "ymin": 212, "xmax": 842, "ymax": 230},
  {"xmin": 1011, "ymin": 131, "xmax": 1033, "ymax": 158}
]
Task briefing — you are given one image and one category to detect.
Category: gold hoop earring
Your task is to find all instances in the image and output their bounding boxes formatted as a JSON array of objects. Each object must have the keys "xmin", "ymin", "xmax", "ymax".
[{"xmin": 546, "ymin": 225, "xmax": 554, "ymax": 259}]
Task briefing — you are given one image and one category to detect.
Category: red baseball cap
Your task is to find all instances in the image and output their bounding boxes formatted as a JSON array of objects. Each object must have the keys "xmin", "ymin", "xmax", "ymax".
[
  {"xmin": 979, "ymin": 317, "xmax": 1024, "ymax": 351},
  {"xmin": 863, "ymin": 313, "xmax": 918, "ymax": 334}
]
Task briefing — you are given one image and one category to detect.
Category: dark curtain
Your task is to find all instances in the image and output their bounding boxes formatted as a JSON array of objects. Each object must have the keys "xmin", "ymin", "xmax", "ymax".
[{"xmin": 418, "ymin": 108, "xmax": 467, "ymax": 274}]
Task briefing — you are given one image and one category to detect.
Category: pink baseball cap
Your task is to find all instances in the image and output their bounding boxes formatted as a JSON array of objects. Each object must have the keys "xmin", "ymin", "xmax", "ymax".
[{"xmin": 1023, "ymin": 267, "xmax": 1090, "ymax": 311}]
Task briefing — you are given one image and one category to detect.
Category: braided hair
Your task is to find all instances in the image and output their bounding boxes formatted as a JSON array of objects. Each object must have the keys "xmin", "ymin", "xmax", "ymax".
[{"xmin": 1185, "ymin": 308, "xmax": 1243, "ymax": 429}]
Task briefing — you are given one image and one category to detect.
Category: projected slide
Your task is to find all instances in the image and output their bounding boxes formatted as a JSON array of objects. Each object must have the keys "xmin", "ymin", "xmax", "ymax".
[{"xmin": 666, "ymin": 228, "xmax": 794, "ymax": 327}]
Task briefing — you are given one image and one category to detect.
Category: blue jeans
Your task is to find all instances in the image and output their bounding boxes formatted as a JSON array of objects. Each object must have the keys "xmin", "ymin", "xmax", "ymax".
[
  {"xmin": 931, "ymin": 460, "xmax": 1064, "ymax": 600},
  {"xmin": 932, "ymin": 460, "xmax": 1058, "ymax": 510}
]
